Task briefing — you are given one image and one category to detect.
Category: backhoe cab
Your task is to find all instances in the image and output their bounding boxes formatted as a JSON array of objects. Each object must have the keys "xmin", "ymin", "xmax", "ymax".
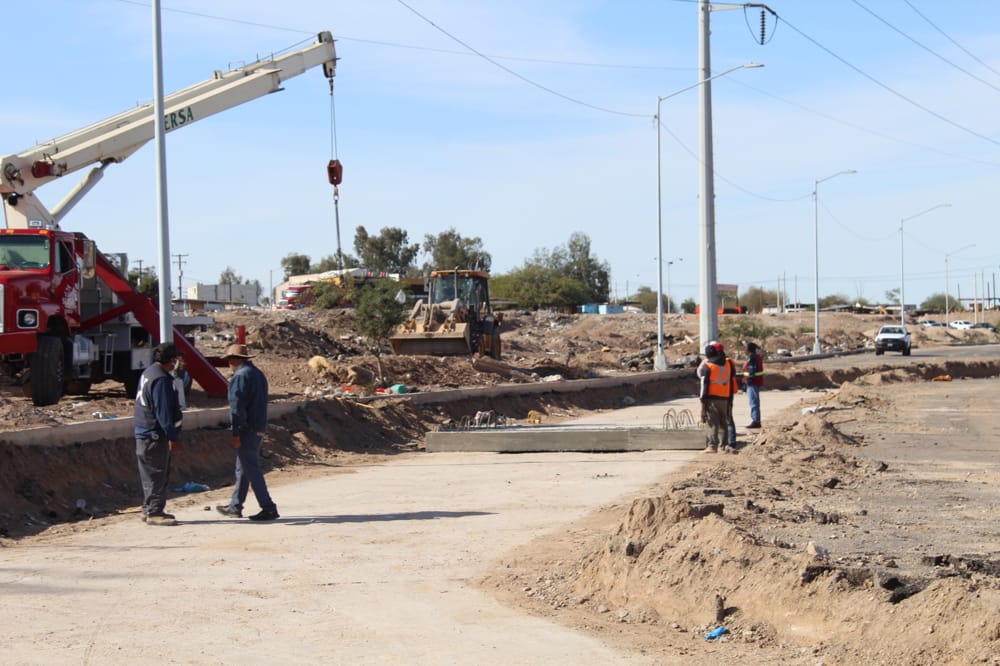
[{"xmin": 389, "ymin": 270, "xmax": 502, "ymax": 358}]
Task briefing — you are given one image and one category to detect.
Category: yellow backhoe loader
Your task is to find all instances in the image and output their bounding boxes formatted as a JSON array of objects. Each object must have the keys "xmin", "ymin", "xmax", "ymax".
[{"xmin": 389, "ymin": 270, "xmax": 502, "ymax": 358}]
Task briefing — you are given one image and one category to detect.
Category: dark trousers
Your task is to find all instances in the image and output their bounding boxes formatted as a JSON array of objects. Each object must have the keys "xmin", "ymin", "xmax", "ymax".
[
  {"xmin": 228, "ymin": 432, "xmax": 277, "ymax": 513},
  {"xmin": 136, "ymin": 435, "xmax": 171, "ymax": 515},
  {"xmin": 704, "ymin": 398, "xmax": 730, "ymax": 450}
]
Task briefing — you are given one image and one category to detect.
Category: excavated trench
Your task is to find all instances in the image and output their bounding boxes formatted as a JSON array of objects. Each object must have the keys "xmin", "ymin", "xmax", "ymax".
[{"xmin": 2, "ymin": 357, "xmax": 999, "ymax": 538}]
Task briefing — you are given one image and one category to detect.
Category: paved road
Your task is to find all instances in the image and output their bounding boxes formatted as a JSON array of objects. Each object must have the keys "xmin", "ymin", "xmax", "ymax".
[{"xmin": 1, "ymin": 392, "xmax": 807, "ymax": 665}]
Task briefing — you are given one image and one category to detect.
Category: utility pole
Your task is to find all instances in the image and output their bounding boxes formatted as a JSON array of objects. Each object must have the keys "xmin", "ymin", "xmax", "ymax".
[
  {"xmin": 173, "ymin": 253, "xmax": 188, "ymax": 302},
  {"xmin": 135, "ymin": 259, "xmax": 144, "ymax": 286}
]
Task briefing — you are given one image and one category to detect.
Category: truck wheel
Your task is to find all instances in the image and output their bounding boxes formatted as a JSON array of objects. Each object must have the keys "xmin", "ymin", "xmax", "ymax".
[
  {"xmin": 30, "ymin": 336, "xmax": 66, "ymax": 406},
  {"xmin": 903, "ymin": 346, "xmax": 911, "ymax": 356},
  {"xmin": 875, "ymin": 349, "xmax": 883, "ymax": 356}
]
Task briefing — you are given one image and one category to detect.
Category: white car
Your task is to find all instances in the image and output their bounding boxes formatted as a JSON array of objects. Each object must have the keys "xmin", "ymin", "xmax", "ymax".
[{"xmin": 949, "ymin": 320, "xmax": 974, "ymax": 330}]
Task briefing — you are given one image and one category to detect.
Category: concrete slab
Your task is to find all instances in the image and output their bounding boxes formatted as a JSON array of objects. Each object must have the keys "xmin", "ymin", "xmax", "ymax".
[{"xmin": 425, "ymin": 424, "xmax": 705, "ymax": 452}]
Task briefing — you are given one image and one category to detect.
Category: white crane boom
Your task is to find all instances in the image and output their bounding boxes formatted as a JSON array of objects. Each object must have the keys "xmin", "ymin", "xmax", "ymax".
[{"xmin": 1, "ymin": 31, "xmax": 336, "ymax": 229}]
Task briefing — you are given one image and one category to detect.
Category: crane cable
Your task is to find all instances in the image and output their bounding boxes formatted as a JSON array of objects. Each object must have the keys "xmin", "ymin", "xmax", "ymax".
[{"xmin": 327, "ymin": 75, "xmax": 344, "ymax": 270}]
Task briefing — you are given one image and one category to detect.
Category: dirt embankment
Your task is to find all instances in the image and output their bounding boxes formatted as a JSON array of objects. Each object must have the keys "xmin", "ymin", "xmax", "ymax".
[{"xmin": 485, "ymin": 373, "xmax": 1000, "ymax": 665}]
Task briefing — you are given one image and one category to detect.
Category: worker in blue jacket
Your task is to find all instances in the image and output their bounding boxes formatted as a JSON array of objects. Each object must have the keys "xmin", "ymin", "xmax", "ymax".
[
  {"xmin": 216, "ymin": 343, "xmax": 280, "ymax": 521},
  {"xmin": 133, "ymin": 342, "xmax": 184, "ymax": 526}
]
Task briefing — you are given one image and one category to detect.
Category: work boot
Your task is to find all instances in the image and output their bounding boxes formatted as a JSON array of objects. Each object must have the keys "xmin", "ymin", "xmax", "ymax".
[
  {"xmin": 142, "ymin": 511, "xmax": 175, "ymax": 523},
  {"xmin": 146, "ymin": 512, "xmax": 177, "ymax": 526},
  {"xmin": 216, "ymin": 505, "xmax": 243, "ymax": 518},
  {"xmin": 746, "ymin": 421, "xmax": 762, "ymax": 429},
  {"xmin": 248, "ymin": 508, "xmax": 280, "ymax": 521}
]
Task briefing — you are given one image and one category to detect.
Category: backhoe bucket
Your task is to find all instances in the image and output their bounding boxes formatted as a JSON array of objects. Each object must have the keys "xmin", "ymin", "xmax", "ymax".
[{"xmin": 389, "ymin": 323, "xmax": 471, "ymax": 356}]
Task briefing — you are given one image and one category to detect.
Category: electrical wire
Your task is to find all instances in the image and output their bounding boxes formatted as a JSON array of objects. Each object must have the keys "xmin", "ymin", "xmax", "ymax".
[
  {"xmin": 393, "ymin": 0, "xmax": 647, "ymax": 118},
  {"xmin": 728, "ymin": 78, "xmax": 1000, "ymax": 169},
  {"xmin": 850, "ymin": 0, "xmax": 1000, "ymax": 95},
  {"xmin": 902, "ymin": 0, "xmax": 1000, "ymax": 79},
  {"xmin": 776, "ymin": 14, "xmax": 1000, "ymax": 148}
]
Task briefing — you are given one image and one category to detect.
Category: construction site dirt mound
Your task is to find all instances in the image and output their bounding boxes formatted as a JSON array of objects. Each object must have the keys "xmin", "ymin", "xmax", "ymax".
[{"xmin": 483, "ymin": 369, "xmax": 1000, "ymax": 665}]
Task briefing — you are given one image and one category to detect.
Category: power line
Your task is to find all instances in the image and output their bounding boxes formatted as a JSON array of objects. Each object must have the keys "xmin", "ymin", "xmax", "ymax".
[
  {"xmin": 902, "ymin": 0, "xmax": 1000, "ymax": 80},
  {"xmin": 114, "ymin": 0, "xmax": 689, "ymax": 73},
  {"xmin": 776, "ymin": 13, "xmax": 1000, "ymax": 148},
  {"xmin": 392, "ymin": 0, "xmax": 647, "ymax": 118},
  {"xmin": 850, "ymin": 0, "xmax": 1000, "ymax": 95},
  {"xmin": 729, "ymin": 79, "xmax": 1000, "ymax": 169}
]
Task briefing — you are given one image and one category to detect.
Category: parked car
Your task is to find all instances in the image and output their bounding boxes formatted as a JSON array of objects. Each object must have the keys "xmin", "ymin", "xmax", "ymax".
[
  {"xmin": 919, "ymin": 320, "xmax": 945, "ymax": 327},
  {"xmin": 949, "ymin": 320, "xmax": 974, "ymax": 330},
  {"xmin": 971, "ymin": 322, "xmax": 997, "ymax": 332},
  {"xmin": 874, "ymin": 325, "xmax": 912, "ymax": 356}
]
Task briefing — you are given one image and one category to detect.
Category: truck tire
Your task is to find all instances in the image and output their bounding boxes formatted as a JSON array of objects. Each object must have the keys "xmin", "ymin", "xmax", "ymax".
[
  {"xmin": 30, "ymin": 336, "xmax": 66, "ymax": 406},
  {"xmin": 903, "ymin": 346, "xmax": 911, "ymax": 356}
]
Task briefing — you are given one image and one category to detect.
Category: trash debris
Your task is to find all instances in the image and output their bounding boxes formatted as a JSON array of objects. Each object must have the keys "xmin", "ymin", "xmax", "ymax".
[
  {"xmin": 931, "ymin": 374, "xmax": 952, "ymax": 382},
  {"xmin": 173, "ymin": 482, "xmax": 210, "ymax": 493},
  {"xmin": 91, "ymin": 412, "xmax": 118, "ymax": 419},
  {"xmin": 704, "ymin": 626, "xmax": 728, "ymax": 640}
]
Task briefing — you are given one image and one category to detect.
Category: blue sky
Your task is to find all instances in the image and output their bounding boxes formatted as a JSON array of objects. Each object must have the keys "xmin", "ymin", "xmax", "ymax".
[{"xmin": 4, "ymin": 1, "xmax": 999, "ymax": 307}]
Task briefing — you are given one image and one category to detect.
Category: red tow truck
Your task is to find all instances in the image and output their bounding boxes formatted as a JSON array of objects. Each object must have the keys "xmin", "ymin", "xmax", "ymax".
[{"xmin": 0, "ymin": 32, "xmax": 337, "ymax": 405}]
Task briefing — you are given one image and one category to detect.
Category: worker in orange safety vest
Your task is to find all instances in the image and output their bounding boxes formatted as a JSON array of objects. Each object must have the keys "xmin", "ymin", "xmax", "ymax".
[{"xmin": 697, "ymin": 341, "xmax": 739, "ymax": 453}]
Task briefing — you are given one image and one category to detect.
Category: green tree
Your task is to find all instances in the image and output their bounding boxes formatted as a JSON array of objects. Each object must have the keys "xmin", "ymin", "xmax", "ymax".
[
  {"xmin": 281, "ymin": 253, "xmax": 311, "ymax": 279},
  {"xmin": 312, "ymin": 280, "xmax": 353, "ymax": 309},
  {"xmin": 819, "ymin": 293, "xmax": 850, "ymax": 309},
  {"xmin": 354, "ymin": 280, "xmax": 408, "ymax": 385},
  {"xmin": 740, "ymin": 286, "xmax": 785, "ymax": 313},
  {"xmin": 219, "ymin": 266, "xmax": 241, "ymax": 285},
  {"xmin": 885, "ymin": 287, "xmax": 900, "ymax": 306},
  {"xmin": 564, "ymin": 232, "xmax": 610, "ymax": 302},
  {"xmin": 920, "ymin": 292, "xmax": 960, "ymax": 313},
  {"xmin": 128, "ymin": 266, "xmax": 159, "ymax": 299},
  {"xmin": 635, "ymin": 286, "xmax": 669, "ymax": 314},
  {"xmin": 490, "ymin": 233, "xmax": 610, "ymax": 309},
  {"xmin": 354, "ymin": 226, "xmax": 419, "ymax": 275},
  {"xmin": 314, "ymin": 253, "xmax": 360, "ymax": 272},
  {"xmin": 680, "ymin": 298, "xmax": 697, "ymax": 314},
  {"xmin": 422, "ymin": 228, "xmax": 491, "ymax": 273}
]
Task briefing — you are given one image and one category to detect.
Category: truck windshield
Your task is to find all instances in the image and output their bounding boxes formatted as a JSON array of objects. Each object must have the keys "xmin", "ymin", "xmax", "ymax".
[{"xmin": 0, "ymin": 236, "xmax": 51, "ymax": 270}]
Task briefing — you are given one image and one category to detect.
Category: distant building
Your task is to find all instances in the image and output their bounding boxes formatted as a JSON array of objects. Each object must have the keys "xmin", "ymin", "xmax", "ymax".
[{"xmin": 185, "ymin": 282, "xmax": 259, "ymax": 308}]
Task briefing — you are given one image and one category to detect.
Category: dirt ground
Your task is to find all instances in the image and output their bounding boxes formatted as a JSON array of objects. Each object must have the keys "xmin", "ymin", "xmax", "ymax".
[{"xmin": 2, "ymin": 308, "xmax": 1000, "ymax": 663}]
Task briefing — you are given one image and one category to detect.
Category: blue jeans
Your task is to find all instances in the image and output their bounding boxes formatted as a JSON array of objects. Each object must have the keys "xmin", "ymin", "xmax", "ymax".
[
  {"xmin": 228, "ymin": 432, "xmax": 277, "ymax": 513},
  {"xmin": 747, "ymin": 384, "xmax": 761, "ymax": 423}
]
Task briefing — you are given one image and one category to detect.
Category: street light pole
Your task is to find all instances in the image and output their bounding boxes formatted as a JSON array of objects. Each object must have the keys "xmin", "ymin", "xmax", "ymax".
[
  {"xmin": 899, "ymin": 203, "xmax": 951, "ymax": 326},
  {"xmin": 655, "ymin": 62, "xmax": 762, "ymax": 370},
  {"xmin": 812, "ymin": 169, "xmax": 856, "ymax": 355},
  {"xmin": 945, "ymin": 244, "xmax": 975, "ymax": 327}
]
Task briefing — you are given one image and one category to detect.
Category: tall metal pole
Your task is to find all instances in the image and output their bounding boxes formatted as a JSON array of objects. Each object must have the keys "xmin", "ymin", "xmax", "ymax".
[
  {"xmin": 152, "ymin": 0, "xmax": 173, "ymax": 342},
  {"xmin": 698, "ymin": 0, "xmax": 717, "ymax": 347},
  {"xmin": 899, "ymin": 203, "xmax": 951, "ymax": 326},
  {"xmin": 655, "ymin": 63, "xmax": 760, "ymax": 370},
  {"xmin": 813, "ymin": 180, "xmax": 820, "ymax": 354},
  {"xmin": 655, "ymin": 104, "xmax": 666, "ymax": 370},
  {"xmin": 812, "ymin": 170, "xmax": 855, "ymax": 354}
]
